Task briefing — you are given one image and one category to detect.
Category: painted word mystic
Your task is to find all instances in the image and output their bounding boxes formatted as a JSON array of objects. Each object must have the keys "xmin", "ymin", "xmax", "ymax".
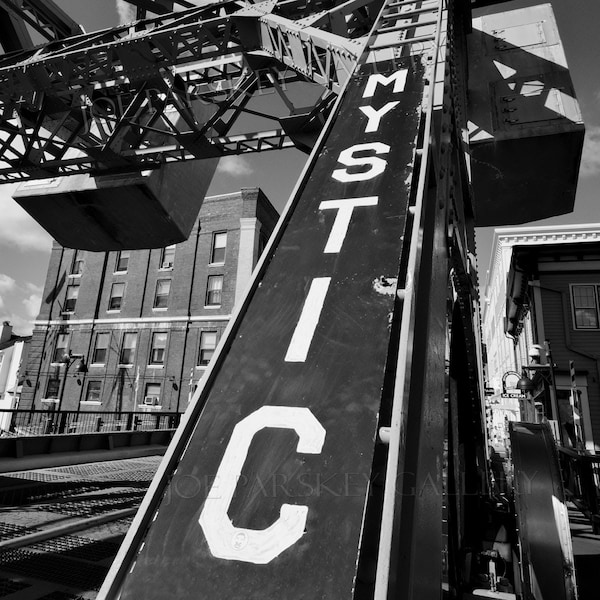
[{"xmin": 120, "ymin": 57, "xmax": 427, "ymax": 600}]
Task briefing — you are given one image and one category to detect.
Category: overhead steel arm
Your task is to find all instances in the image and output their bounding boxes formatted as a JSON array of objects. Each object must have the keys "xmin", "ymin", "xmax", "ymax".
[
  {"xmin": 0, "ymin": 0, "xmax": 84, "ymax": 51},
  {"xmin": 0, "ymin": 0, "xmax": 394, "ymax": 181}
]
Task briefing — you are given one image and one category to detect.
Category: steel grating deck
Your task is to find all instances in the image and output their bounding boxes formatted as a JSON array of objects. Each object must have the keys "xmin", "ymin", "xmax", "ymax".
[{"xmin": 0, "ymin": 456, "xmax": 161, "ymax": 598}]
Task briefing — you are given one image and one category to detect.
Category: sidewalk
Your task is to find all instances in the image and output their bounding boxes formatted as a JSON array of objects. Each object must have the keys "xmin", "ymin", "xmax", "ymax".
[{"xmin": 569, "ymin": 504, "xmax": 600, "ymax": 600}]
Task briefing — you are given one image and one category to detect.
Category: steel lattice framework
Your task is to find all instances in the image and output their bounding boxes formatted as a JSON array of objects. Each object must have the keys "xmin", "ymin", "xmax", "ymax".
[
  {"xmin": 0, "ymin": 0, "xmax": 441, "ymax": 181},
  {"xmin": 0, "ymin": 2, "xmax": 582, "ymax": 600}
]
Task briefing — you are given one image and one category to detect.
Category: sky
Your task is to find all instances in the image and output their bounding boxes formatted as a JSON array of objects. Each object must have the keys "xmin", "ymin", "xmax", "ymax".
[{"xmin": 0, "ymin": 0, "xmax": 598, "ymax": 334}]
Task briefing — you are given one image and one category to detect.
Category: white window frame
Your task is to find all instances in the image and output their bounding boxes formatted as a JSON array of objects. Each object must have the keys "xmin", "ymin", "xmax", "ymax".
[
  {"xmin": 92, "ymin": 332, "xmax": 110, "ymax": 365},
  {"xmin": 206, "ymin": 275, "xmax": 223, "ymax": 307},
  {"xmin": 160, "ymin": 245, "xmax": 176, "ymax": 270},
  {"xmin": 52, "ymin": 333, "xmax": 70, "ymax": 364},
  {"xmin": 153, "ymin": 279, "xmax": 171, "ymax": 310},
  {"xmin": 149, "ymin": 332, "xmax": 167, "ymax": 365},
  {"xmin": 141, "ymin": 382, "xmax": 162, "ymax": 408},
  {"xmin": 119, "ymin": 332, "xmax": 137, "ymax": 366},
  {"xmin": 63, "ymin": 284, "xmax": 79, "ymax": 313},
  {"xmin": 570, "ymin": 284, "xmax": 600, "ymax": 330},
  {"xmin": 82, "ymin": 380, "xmax": 102, "ymax": 404},
  {"xmin": 198, "ymin": 330, "xmax": 218, "ymax": 366},
  {"xmin": 108, "ymin": 282, "xmax": 125, "ymax": 312},
  {"xmin": 115, "ymin": 251, "xmax": 130, "ymax": 273},
  {"xmin": 70, "ymin": 252, "xmax": 84, "ymax": 277},
  {"xmin": 210, "ymin": 231, "xmax": 227, "ymax": 264}
]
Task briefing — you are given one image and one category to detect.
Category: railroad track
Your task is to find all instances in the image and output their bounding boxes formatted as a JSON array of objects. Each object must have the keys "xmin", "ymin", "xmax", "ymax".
[{"xmin": 0, "ymin": 456, "xmax": 162, "ymax": 599}]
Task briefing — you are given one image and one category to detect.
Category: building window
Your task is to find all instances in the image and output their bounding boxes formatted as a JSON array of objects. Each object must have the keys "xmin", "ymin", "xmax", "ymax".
[
  {"xmin": 571, "ymin": 285, "xmax": 600, "ymax": 329},
  {"xmin": 45, "ymin": 378, "xmax": 60, "ymax": 399},
  {"xmin": 160, "ymin": 245, "xmax": 176, "ymax": 269},
  {"xmin": 211, "ymin": 232, "xmax": 227, "ymax": 264},
  {"xmin": 115, "ymin": 251, "xmax": 130, "ymax": 273},
  {"xmin": 109, "ymin": 282, "xmax": 125, "ymax": 311},
  {"xmin": 206, "ymin": 275, "xmax": 223, "ymax": 306},
  {"xmin": 70, "ymin": 251, "xmax": 84, "ymax": 276},
  {"xmin": 84, "ymin": 381, "xmax": 102, "ymax": 403},
  {"xmin": 52, "ymin": 333, "xmax": 69, "ymax": 363},
  {"xmin": 150, "ymin": 332, "xmax": 167, "ymax": 365},
  {"xmin": 92, "ymin": 332, "xmax": 110, "ymax": 365},
  {"xmin": 64, "ymin": 284, "xmax": 79, "ymax": 313},
  {"xmin": 198, "ymin": 331, "xmax": 217, "ymax": 366},
  {"xmin": 153, "ymin": 279, "xmax": 171, "ymax": 309},
  {"xmin": 143, "ymin": 382, "xmax": 162, "ymax": 406},
  {"xmin": 120, "ymin": 332, "xmax": 137, "ymax": 365}
]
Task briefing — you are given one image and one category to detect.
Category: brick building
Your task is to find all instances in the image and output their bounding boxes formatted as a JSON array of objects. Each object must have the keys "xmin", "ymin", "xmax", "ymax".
[{"xmin": 20, "ymin": 188, "xmax": 278, "ymax": 413}]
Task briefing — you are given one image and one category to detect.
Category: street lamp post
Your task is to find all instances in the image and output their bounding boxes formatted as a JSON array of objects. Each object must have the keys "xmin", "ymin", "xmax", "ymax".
[
  {"xmin": 54, "ymin": 352, "xmax": 87, "ymax": 433},
  {"xmin": 517, "ymin": 341, "xmax": 562, "ymax": 444}
]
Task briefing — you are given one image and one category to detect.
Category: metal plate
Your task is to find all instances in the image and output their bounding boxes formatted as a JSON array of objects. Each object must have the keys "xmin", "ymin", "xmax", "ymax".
[
  {"xmin": 118, "ymin": 56, "xmax": 426, "ymax": 600},
  {"xmin": 510, "ymin": 422, "xmax": 577, "ymax": 600}
]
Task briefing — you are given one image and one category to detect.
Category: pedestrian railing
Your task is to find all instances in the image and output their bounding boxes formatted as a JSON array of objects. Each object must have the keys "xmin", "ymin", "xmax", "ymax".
[
  {"xmin": 0, "ymin": 409, "xmax": 181, "ymax": 437},
  {"xmin": 558, "ymin": 447, "xmax": 600, "ymax": 533}
]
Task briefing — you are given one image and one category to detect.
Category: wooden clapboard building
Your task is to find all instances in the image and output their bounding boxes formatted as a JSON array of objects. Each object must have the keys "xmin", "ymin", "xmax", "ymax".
[
  {"xmin": 19, "ymin": 188, "xmax": 278, "ymax": 413},
  {"xmin": 483, "ymin": 224, "xmax": 600, "ymax": 452}
]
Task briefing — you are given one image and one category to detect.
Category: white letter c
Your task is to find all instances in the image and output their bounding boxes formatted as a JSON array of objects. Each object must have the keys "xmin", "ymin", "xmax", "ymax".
[{"xmin": 199, "ymin": 406, "xmax": 326, "ymax": 564}]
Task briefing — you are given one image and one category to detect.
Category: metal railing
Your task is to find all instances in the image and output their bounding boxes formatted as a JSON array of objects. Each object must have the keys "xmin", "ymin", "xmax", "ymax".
[
  {"xmin": 558, "ymin": 447, "xmax": 600, "ymax": 534},
  {"xmin": 0, "ymin": 409, "xmax": 181, "ymax": 437}
]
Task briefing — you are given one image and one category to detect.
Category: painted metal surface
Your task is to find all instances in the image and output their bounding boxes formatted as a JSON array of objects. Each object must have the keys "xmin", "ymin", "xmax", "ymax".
[
  {"xmin": 510, "ymin": 422, "xmax": 577, "ymax": 600},
  {"xmin": 467, "ymin": 4, "xmax": 584, "ymax": 226},
  {"xmin": 0, "ymin": 0, "xmax": 374, "ymax": 181},
  {"xmin": 113, "ymin": 54, "xmax": 426, "ymax": 599}
]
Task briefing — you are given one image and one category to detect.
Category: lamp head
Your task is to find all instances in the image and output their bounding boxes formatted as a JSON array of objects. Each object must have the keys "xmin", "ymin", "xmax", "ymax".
[
  {"xmin": 528, "ymin": 344, "xmax": 543, "ymax": 364},
  {"xmin": 517, "ymin": 375, "xmax": 535, "ymax": 392}
]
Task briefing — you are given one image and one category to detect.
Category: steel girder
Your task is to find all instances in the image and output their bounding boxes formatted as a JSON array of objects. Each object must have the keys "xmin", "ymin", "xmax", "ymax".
[
  {"xmin": 0, "ymin": 0, "xmax": 84, "ymax": 52},
  {"xmin": 0, "ymin": 0, "xmax": 399, "ymax": 181}
]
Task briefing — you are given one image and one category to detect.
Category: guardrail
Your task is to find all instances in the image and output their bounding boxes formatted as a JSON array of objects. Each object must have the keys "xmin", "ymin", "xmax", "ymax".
[
  {"xmin": 0, "ymin": 409, "xmax": 181, "ymax": 437},
  {"xmin": 558, "ymin": 447, "xmax": 600, "ymax": 534}
]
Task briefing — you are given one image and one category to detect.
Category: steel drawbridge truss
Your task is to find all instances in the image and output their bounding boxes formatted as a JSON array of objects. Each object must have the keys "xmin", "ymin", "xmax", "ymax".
[
  {"xmin": 0, "ymin": 2, "xmax": 580, "ymax": 599},
  {"xmin": 0, "ymin": 0, "xmax": 444, "ymax": 181}
]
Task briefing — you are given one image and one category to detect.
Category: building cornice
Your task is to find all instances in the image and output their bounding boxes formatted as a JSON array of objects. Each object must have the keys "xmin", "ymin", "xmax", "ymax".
[{"xmin": 484, "ymin": 224, "xmax": 600, "ymax": 297}]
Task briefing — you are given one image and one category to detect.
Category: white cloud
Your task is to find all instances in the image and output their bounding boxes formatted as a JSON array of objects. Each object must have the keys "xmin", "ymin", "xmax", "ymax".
[
  {"xmin": 23, "ymin": 293, "xmax": 42, "ymax": 320},
  {"xmin": 580, "ymin": 126, "xmax": 600, "ymax": 178},
  {"xmin": 116, "ymin": 0, "xmax": 137, "ymax": 24},
  {"xmin": 0, "ymin": 186, "xmax": 53, "ymax": 253},
  {"xmin": 0, "ymin": 273, "xmax": 16, "ymax": 294},
  {"xmin": 1, "ymin": 312, "xmax": 35, "ymax": 336},
  {"xmin": 0, "ymin": 276, "xmax": 42, "ymax": 334},
  {"xmin": 216, "ymin": 155, "xmax": 253, "ymax": 177}
]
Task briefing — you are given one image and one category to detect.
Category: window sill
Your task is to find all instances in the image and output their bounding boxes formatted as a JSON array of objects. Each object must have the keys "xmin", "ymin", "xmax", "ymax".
[
  {"xmin": 118, "ymin": 363, "xmax": 133, "ymax": 368},
  {"xmin": 89, "ymin": 363, "xmax": 106, "ymax": 368},
  {"xmin": 147, "ymin": 364, "xmax": 164, "ymax": 368},
  {"xmin": 106, "ymin": 309, "xmax": 121, "ymax": 313},
  {"xmin": 152, "ymin": 307, "xmax": 168, "ymax": 311},
  {"xmin": 80, "ymin": 400, "xmax": 101, "ymax": 405},
  {"xmin": 203, "ymin": 305, "xmax": 221, "ymax": 309}
]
